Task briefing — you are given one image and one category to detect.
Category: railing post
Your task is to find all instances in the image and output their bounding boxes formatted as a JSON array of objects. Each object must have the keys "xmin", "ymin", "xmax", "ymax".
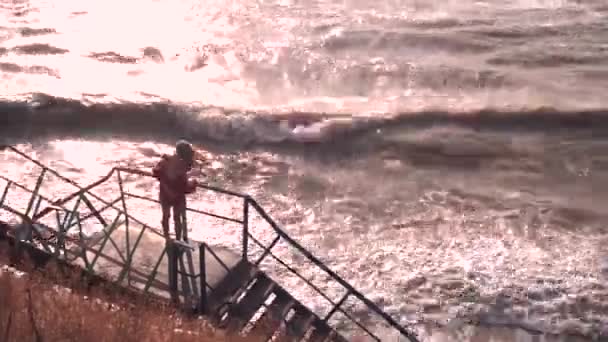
[
  {"xmin": 242, "ymin": 197, "xmax": 249, "ymax": 261},
  {"xmin": 0, "ymin": 180, "xmax": 10, "ymax": 207},
  {"xmin": 55, "ymin": 210, "xmax": 65, "ymax": 258},
  {"xmin": 168, "ymin": 241, "xmax": 179, "ymax": 305},
  {"xmin": 181, "ymin": 209, "xmax": 188, "ymax": 242},
  {"xmin": 116, "ymin": 170, "xmax": 131, "ymax": 286},
  {"xmin": 25, "ymin": 168, "xmax": 46, "ymax": 218},
  {"xmin": 199, "ymin": 243, "xmax": 207, "ymax": 314}
]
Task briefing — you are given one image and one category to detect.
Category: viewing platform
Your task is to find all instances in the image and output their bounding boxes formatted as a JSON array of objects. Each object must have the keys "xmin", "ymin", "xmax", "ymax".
[{"xmin": 0, "ymin": 145, "xmax": 419, "ymax": 342}]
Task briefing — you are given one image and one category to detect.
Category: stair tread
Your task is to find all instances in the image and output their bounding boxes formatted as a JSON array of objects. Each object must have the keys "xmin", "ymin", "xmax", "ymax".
[
  {"xmin": 284, "ymin": 304, "xmax": 316, "ymax": 340},
  {"xmin": 208, "ymin": 261, "xmax": 258, "ymax": 313},
  {"xmin": 227, "ymin": 274, "xmax": 275, "ymax": 332},
  {"xmin": 307, "ymin": 319, "xmax": 333, "ymax": 342},
  {"xmin": 249, "ymin": 287, "xmax": 294, "ymax": 338},
  {"xmin": 328, "ymin": 332, "xmax": 349, "ymax": 342}
]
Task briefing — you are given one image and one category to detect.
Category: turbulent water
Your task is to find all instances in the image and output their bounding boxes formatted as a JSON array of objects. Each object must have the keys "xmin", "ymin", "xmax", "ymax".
[{"xmin": 2, "ymin": 0, "xmax": 608, "ymax": 341}]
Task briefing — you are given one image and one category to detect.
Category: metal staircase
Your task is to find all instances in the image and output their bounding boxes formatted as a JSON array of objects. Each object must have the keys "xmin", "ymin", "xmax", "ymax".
[{"xmin": 0, "ymin": 145, "xmax": 419, "ymax": 342}]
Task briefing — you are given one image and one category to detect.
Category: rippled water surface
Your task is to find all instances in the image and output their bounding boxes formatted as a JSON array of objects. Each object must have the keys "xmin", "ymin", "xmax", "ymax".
[
  {"xmin": 1, "ymin": 0, "xmax": 608, "ymax": 341},
  {"xmin": 2, "ymin": 0, "xmax": 608, "ymax": 109}
]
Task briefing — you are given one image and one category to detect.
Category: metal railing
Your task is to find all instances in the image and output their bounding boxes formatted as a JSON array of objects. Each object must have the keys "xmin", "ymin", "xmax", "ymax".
[{"xmin": 0, "ymin": 145, "xmax": 419, "ymax": 342}]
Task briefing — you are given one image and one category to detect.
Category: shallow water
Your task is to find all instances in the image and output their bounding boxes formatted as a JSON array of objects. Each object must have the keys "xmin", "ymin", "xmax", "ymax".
[{"xmin": 1, "ymin": 0, "xmax": 608, "ymax": 340}]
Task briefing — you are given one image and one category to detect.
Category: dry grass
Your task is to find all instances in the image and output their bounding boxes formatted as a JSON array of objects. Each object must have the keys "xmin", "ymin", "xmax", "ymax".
[
  {"xmin": 0, "ymin": 240, "xmax": 259, "ymax": 342},
  {"xmin": 0, "ymin": 269, "xmax": 260, "ymax": 342}
]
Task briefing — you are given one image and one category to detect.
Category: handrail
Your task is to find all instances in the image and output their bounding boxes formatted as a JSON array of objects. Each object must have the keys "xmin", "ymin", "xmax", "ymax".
[
  {"xmin": 2, "ymin": 148, "xmax": 165, "ymax": 240},
  {"xmin": 247, "ymin": 232, "xmax": 340, "ymax": 311},
  {"xmin": 245, "ymin": 231, "xmax": 381, "ymax": 340},
  {"xmin": 154, "ymin": 173, "xmax": 416, "ymax": 340},
  {"xmin": 247, "ymin": 201, "xmax": 418, "ymax": 341},
  {"xmin": 5, "ymin": 145, "xmax": 246, "ymax": 221},
  {"xmin": 114, "ymin": 167, "xmax": 249, "ymax": 199},
  {"xmin": 122, "ymin": 191, "xmax": 243, "ymax": 224},
  {"xmin": 0, "ymin": 175, "xmax": 59, "ymax": 212},
  {"xmin": 1, "ymin": 145, "xmax": 419, "ymax": 341}
]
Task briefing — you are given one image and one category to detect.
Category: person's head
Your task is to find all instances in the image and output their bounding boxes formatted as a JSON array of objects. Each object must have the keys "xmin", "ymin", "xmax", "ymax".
[{"xmin": 175, "ymin": 140, "xmax": 194, "ymax": 167}]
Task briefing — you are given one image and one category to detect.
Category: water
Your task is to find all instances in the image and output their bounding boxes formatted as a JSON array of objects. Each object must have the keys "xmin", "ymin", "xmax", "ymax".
[{"xmin": 1, "ymin": 0, "xmax": 608, "ymax": 341}]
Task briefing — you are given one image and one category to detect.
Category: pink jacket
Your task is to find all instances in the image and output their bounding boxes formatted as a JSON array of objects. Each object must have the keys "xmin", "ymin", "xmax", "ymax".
[{"xmin": 152, "ymin": 154, "xmax": 196, "ymax": 203}]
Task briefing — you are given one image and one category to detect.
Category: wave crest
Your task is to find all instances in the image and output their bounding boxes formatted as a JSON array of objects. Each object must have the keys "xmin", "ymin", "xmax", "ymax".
[{"xmin": 1, "ymin": 94, "xmax": 606, "ymax": 145}]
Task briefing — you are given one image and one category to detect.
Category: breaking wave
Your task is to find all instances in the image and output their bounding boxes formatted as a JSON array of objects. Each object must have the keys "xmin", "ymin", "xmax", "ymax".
[{"xmin": 1, "ymin": 93, "xmax": 606, "ymax": 146}]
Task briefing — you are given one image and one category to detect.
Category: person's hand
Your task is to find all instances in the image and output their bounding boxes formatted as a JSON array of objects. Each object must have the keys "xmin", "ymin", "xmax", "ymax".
[{"xmin": 186, "ymin": 179, "xmax": 198, "ymax": 192}]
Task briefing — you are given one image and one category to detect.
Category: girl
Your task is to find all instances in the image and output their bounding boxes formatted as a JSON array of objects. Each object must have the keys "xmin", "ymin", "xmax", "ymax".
[{"xmin": 152, "ymin": 140, "xmax": 197, "ymax": 241}]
